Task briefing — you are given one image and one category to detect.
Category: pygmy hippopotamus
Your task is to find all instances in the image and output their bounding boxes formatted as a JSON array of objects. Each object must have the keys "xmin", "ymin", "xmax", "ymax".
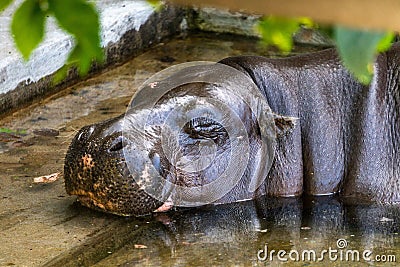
[{"xmin": 64, "ymin": 43, "xmax": 400, "ymax": 216}]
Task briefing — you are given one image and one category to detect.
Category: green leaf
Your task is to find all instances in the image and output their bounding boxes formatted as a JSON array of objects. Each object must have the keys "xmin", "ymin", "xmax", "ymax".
[
  {"xmin": 68, "ymin": 44, "xmax": 92, "ymax": 75},
  {"xmin": 48, "ymin": 0, "xmax": 103, "ymax": 75},
  {"xmin": 376, "ymin": 32, "xmax": 395, "ymax": 52},
  {"xmin": 0, "ymin": 127, "xmax": 14, "ymax": 134},
  {"xmin": 334, "ymin": 26, "xmax": 393, "ymax": 85},
  {"xmin": 147, "ymin": 0, "xmax": 162, "ymax": 11},
  {"xmin": 0, "ymin": 0, "xmax": 13, "ymax": 11},
  {"xmin": 11, "ymin": 0, "xmax": 47, "ymax": 60},
  {"xmin": 0, "ymin": 128, "xmax": 27, "ymax": 135},
  {"xmin": 256, "ymin": 16, "xmax": 313, "ymax": 53},
  {"xmin": 53, "ymin": 64, "xmax": 71, "ymax": 84}
]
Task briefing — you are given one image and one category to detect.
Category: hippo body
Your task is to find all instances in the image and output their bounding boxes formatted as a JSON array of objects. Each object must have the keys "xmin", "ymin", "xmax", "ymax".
[
  {"xmin": 65, "ymin": 44, "xmax": 400, "ymax": 216},
  {"xmin": 221, "ymin": 46, "xmax": 400, "ymax": 201}
]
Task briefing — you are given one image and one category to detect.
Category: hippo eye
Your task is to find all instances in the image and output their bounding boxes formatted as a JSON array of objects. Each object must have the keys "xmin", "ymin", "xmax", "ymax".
[
  {"xmin": 109, "ymin": 136, "xmax": 125, "ymax": 152},
  {"xmin": 183, "ymin": 117, "xmax": 225, "ymax": 139}
]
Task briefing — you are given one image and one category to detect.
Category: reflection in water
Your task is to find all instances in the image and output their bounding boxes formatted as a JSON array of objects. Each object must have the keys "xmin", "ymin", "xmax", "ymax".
[{"xmin": 47, "ymin": 196, "xmax": 400, "ymax": 266}]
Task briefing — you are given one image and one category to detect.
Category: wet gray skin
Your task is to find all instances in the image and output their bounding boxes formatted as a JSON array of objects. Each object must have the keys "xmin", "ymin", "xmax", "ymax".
[{"xmin": 65, "ymin": 43, "xmax": 400, "ymax": 216}]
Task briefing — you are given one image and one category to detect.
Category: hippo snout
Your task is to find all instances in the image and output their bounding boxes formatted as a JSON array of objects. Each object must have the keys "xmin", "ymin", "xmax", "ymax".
[{"xmin": 64, "ymin": 116, "xmax": 163, "ymax": 216}]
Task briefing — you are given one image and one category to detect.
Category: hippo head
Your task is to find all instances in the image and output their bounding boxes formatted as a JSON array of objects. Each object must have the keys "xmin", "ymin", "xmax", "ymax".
[{"xmin": 64, "ymin": 63, "xmax": 289, "ymax": 216}]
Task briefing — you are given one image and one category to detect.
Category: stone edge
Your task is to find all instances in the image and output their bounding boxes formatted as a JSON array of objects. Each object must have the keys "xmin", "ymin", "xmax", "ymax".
[
  {"xmin": 0, "ymin": 4, "xmax": 333, "ymax": 118},
  {"xmin": 0, "ymin": 4, "xmax": 185, "ymax": 118}
]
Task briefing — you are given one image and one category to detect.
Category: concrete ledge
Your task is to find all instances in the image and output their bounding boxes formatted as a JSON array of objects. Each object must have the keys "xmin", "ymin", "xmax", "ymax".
[
  {"xmin": 187, "ymin": 7, "xmax": 333, "ymax": 46},
  {"xmin": 171, "ymin": 0, "xmax": 400, "ymax": 32},
  {"xmin": 0, "ymin": 1, "xmax": 332, "ymax": 118},
  {"xmin": 187, "ymin": 7, "xmax": 261, "ymax": 36},
  {"xmin": 0, "ymin": 0, "xmax": 185, "ymax": 117}
]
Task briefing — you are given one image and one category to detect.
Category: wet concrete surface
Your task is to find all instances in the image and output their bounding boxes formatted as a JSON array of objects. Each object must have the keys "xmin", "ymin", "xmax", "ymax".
[
  {"xmin": 0, "ymin": 0, "xmax": 184, "ymax": 118},
  {"xmin": 1, "ymin": 33, "xmax": 399, "ymax": 266}
]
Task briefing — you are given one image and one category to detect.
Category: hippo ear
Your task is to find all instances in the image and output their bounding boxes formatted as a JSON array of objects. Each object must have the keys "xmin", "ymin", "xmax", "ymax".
[
  {"xmin": 273, "ymin": 114, "xmax": 298, "ymax": 137},
  {"xmin": 247, "ymin": 99, "xmax": 298, "ymax": 194}
]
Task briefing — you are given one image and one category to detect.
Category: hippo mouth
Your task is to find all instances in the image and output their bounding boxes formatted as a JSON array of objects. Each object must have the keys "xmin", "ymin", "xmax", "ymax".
[
  {"xmin": 68, "ymin": 169, "xmax": 172, "ymax": 216},
  {"xmin": 70, "ymin": 189, "xmax": 121, "ymax": 214},
  {"xmin": 154, "ymin": 198, "xmax": 174, "ymax": 213},
  {"xmin": 74, "ymin": 190, "xmax": 173, "ymax": 215}
]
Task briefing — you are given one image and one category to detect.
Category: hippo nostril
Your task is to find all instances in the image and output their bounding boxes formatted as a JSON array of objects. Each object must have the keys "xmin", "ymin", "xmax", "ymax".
[
  {"xmin": 77, "ymin": 126, "xmax": 95, "ymax": 142},
  {"xmin": 77, "ymin": 132, "xmax": 85, "ymax": 142}
]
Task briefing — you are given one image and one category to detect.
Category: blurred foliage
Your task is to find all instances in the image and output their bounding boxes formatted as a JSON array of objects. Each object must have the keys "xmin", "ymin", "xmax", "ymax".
[
  {"xmin": 0, "ymin": 0, "xmax": 13, "ymax": 11},
  {"xmin": 334, "ymin": 27, "xmax": 394, "ymax": 84},
  {"xmin": 257, "ymin": 17, "xmax": 394, "ymax": 84},
  {"xmin": 0, "ymin": 128, "xmax": 27, "ymax": 135},
  {"xmin": 3, "ymin": 0, "xmax": 103, "ymax": 78},
  {"xmin": 147, "ymin": 0, "xmax": 163, "ymax": 11},
  {"xmin": 0, "ymin": 0, "xmax": 396, "ymax": 84},
  {"xmin": 256, "ymin": 16, "xmax": 314, "ymax": 53},
  {"xmin": 11, "ymin": 0, "xmax": 46, "ymax": 60},
  {"xmin": 49, "ymin": 0, "xmax": 103, "ymax": 75}
]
